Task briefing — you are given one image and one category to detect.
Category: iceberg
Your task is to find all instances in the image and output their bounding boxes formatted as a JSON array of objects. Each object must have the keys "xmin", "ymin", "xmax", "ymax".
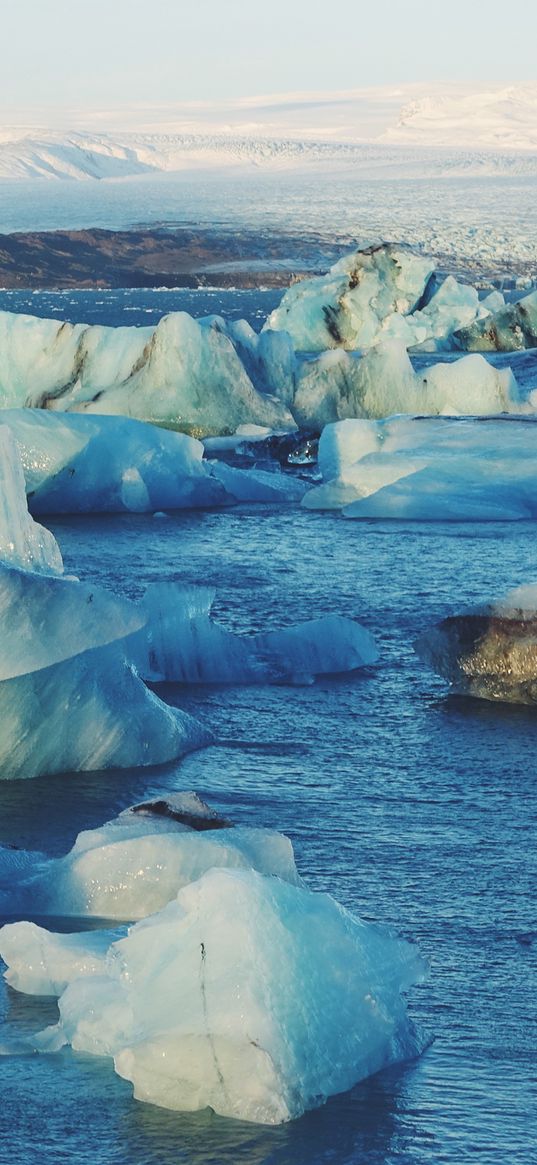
[
  {"xmin": 1, "ymin": 867, "xmax": 426, "ymax": 1124},
  {"xmin": 1, "ymin": 408, "xmax": 229, "ymax": 513},
  {"xmin": 303, "ymin": 415, "xmax": 537, "ymax": 520},
  {"xmin": 415, "ymin": 582, "xmax": 537, "ymax": 702},
  {"xmin": 293, "ymin": 340, "xmax": 522, "ymax": 431},
  {"xmin": 0, "ymin": 310, "xmax": 294, "ymax": 436},
  {"xmin": 0, "ymin": 409, "xmax": 305, "ymax": 513},
  {"xmin": 0, "ymin": 795, "xmax": 301, "ymax": 921},
  {"xmin": 265, "ymin": 242, "xmax": 436, "ymax": 352},
  {"xmin": 133, "ymin": 582, "xmax": 379, "ymax": 684},
  {"xmin": 0, "ymin": 437, "xmax": 207, "ymax": 779}
]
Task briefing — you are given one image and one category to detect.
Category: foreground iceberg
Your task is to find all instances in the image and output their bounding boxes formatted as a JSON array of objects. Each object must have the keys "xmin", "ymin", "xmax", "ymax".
[
  {"xmin": 0, "ymin": 437, "xmax": 207, "ymax": 779},
  {"xmin": 303, "ymin": 415, "xmax": 537, "ymax": 520},
  {"xmin": 0, "ymin": 310, "xmax": 294, "ymax": 436},
  {"xmin": 1, "ymin": 867, "xmax": 426, "ymax": 1124},
  {"xmin": 415, "ymin": 583, "xmax": 537, "ymax": 702},
  {"xmin": 1, "ymin": 795, "xmax": 301, "ymax": 920},
  {"xmin": 134, "ymin": 583, "xmax": 378, "ymax": 684}
]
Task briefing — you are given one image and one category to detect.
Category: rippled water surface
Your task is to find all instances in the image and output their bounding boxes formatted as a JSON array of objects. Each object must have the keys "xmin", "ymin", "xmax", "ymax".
[{"xmin": 1, "ymin": 505, "xmax": 536, "ymax": 1165}]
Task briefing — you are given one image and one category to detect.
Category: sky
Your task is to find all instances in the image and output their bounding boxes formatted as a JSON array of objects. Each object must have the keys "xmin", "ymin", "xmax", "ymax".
[{"xmin": 1, "ymin": 0, "xmax": 535, "ymax": 111}]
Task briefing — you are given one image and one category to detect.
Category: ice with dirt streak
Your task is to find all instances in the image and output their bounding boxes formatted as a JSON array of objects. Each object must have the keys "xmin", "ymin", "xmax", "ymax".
[
  {"xmin": 0, "ymin": 310, "xmax": 294, "ymax": 436},
  {"xmin": 0, "ymin": 867, "xmax": 426, "ymax": 1125}
]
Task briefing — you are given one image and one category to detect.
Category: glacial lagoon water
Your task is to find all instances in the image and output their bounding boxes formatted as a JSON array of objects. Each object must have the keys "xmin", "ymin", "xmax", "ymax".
[
  {"xmin": 1, "ymin": 505, "xmax": 536, "ymax": 1165},
  {"xmin": 0, "ymin": 286, "xmax": 536, "ymax": 1163}
]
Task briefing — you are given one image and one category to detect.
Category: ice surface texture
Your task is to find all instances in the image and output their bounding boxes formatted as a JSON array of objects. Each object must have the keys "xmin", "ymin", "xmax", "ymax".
[
  {"xmin": 0, "ymin": 866, "xmax": 426, "ymax": 1124},
  {"xmin": 415, "ymin": 583, "xmax": 537, "ymax": 703},
  {"xmin": 303, "ymin": 414, "xmax": 537, "ymax": 521}
]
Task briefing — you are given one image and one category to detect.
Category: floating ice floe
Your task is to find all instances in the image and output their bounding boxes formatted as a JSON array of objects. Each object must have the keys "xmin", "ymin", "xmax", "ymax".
[
  {"xmin": 133, "ymin": 583, "xmax": 378, "ymax": 685},
  {"xmin": 0, "ymin": 433, "xmax": 207, "ymax": 779},
  {"xmin": 0, "ymin": 409, "xmax": 305, "ymax": 514},
  {"xmin": 303, "ymin": 414, "xmax": 537, "ymax": 520},
  {"xmin": 265, "ymin": 242, "xmax": 436, "ymax": 351},
  {"xmin": 415, "ymin": 582, "xmax": 537, "ymax": 702},
  {"xmin": 0, "ymin": 795, "xmax": 301, "ymax": 921},
  {"xmin": 0, "ymin": 808, "xmax": 426, "ymax": 1124}
]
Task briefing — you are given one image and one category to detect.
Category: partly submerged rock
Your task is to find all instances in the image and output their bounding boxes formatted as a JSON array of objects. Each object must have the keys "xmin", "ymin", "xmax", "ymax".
[{"xmin": 415, "ymin": 583, "xmax": 537, "ymax": 702}]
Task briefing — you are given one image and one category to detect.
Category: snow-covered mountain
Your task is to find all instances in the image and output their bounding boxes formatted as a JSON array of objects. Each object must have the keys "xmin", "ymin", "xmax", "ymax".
[{"xmin": 1, "ymin": 84, "xmax": 536, "ymax": 180}]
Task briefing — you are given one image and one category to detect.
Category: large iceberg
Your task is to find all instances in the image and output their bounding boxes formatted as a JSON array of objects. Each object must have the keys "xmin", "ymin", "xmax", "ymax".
[
  {"xmin": 0, "ymin": 866, "xmax": 426, "ymax": 1124},
  {"xmin": 264, "ymin": 241, "xmax": 533, "ymax": 355},
  {"xmin": 134, "ymin": 583, "xmax": 378, "ymax": 684},
  {"xmin": 303, "ymin": 414, "xmax": 537, "ymax": 520},
  {"xmin": 0, "ymin": 408, "xmax": 305, "ymax": 513},
  {"xmin": 415, "ymin": 583, "xmax": 537, "ymax": 702},
  {"xmin": 0, "ymin": 436, "xmax": 207, "ymax": 779},
  {"xmin": 265, "ymin": 242, "xmax": 436, "ymax": 351},
  {"xmin": 0, "ymin": 310, "xmax": 294, "ymax": 436}
]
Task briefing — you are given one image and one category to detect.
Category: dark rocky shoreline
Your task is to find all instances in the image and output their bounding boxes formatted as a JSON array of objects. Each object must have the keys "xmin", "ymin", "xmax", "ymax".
[{"xmin": 0, "ymin": 225, "xmax": 348, "ymax": 290}]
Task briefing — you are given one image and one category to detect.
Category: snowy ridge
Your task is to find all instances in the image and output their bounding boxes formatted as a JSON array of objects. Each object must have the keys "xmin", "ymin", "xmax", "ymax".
[{"xmin": 1, "ymin": 83, "xmax": 537, "ymax": 180}]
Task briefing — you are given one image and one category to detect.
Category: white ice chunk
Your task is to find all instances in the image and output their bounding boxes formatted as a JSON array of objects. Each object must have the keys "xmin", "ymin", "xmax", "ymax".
[
  {"xmin": 0, "ymin": 922, "xmax": 123, "ymax": 996},
  {"xmin": 293, "ymin": 341, "xmax": 525, "ymax": 431},
  {"xmin": 304, "ymin": 414, "xmax": 537, "ymax": 519},
  {"xmin": 0, "ymin": 426, "xmax": 63, "ymax": 574},
  {"xmin": 13, "ymin": 805, "xmax": 300, "ymax": 920},
  {"xmin": 14, "ymin": 869, "xmax": 426, "ymax": 1124}
]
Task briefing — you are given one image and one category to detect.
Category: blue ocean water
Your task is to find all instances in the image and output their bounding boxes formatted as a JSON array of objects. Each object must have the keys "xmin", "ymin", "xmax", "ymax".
[
  {"xmin": 1, "ymin": 505, "xmax": 536, "ymax": 1165},
  {"xmin": 0, "ymin": 280, "xmax": 536, "ymax": 1162},
  {"xmin": 0, "ymin": 286, "xmax": 282, "ymax": 329}
]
